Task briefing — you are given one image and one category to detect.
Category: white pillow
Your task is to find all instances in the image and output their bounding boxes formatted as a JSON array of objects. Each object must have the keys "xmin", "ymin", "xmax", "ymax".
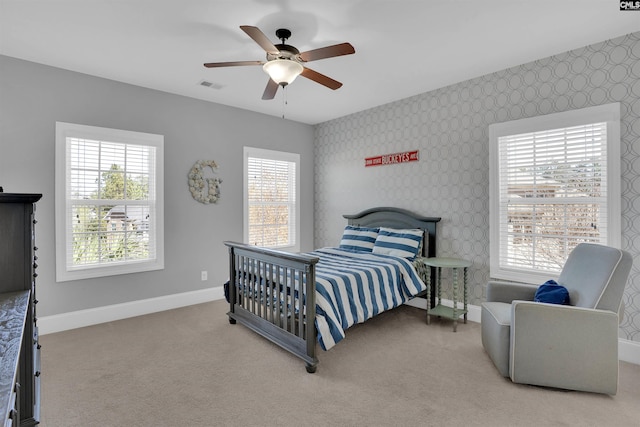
[
  {"xmin": 372, "ymin": 227, "xmax": 424, "ymax": 258},
  {"xmin": 339, "ymin": 225, "xmax": 379, "ymax": 252}
]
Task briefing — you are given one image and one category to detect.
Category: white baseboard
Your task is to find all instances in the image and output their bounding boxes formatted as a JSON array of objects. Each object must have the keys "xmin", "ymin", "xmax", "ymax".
[
  {"xmin": 405, "ymin": 297, "xmax": 640, "ymax": 366},
  {"xmin": 38, "ymin": 287, "xmax": 225, "ymax": 335},
  {"xmin": 619, "ymin": 338, "xmax": 640, "ymax": 365}
]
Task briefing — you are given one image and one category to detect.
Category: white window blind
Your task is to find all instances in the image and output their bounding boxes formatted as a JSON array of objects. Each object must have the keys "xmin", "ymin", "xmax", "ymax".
[
  {"xmin": 55, "ymin": 122, "xmax": 164, "ymax": 281},
  {"xmin": 489, "ymin": 103, "xmax": 620, "ymax": 283},
  {"xmin": 499, "ymin": 122, "xmax": 607, "ymax": 271},
  {"xmin": 244, "ymin": 147, "xmax": 300, "ymax": 251}
]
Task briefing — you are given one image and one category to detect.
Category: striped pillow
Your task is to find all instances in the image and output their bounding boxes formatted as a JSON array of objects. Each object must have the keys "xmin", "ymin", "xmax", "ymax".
[
  {"xmin": 339, "ymin": 225, "xmax": 379, "ymax": 252},
  {"xmin": 373, "ymin": 227, "xmax": 424, "ymax": 259}
]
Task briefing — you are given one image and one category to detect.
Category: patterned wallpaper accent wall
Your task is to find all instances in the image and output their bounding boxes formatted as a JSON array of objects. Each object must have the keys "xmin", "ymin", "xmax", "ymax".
[{"xmin": 314, "ymin": 32, "xmax": 640, "ymax": 342}]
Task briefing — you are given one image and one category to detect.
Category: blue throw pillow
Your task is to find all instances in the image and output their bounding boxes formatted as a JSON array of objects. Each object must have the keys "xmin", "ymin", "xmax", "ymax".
[
  {"xmin": 372, "ymin": 227, "xmax": 423, "ymax": 259},
  {"xmin": 339, "ymin": 225, "xmax": 379, "ymax": 252},
  {"xmin": 534, "ymin": 279, "xmax": 570, "ymax": 305}
]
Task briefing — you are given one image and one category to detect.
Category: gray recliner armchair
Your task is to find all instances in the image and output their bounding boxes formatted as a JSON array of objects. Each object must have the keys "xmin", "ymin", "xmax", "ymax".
[{"xmin": 481, "ymin": 243, "xmax": 632, "ymax": 395}]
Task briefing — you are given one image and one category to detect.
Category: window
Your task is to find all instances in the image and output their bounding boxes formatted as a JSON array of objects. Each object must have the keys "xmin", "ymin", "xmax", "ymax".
[
  {"xmin": 55, "ymin": 122, "xmax": 164, "ymax": 281},
  {"xmin": 489, "ymin": 103, "xmax": 620, "ymax": 284},
  {"xmin": 243, "ymin": 147, "xmax": 300, "ymax": 252}
]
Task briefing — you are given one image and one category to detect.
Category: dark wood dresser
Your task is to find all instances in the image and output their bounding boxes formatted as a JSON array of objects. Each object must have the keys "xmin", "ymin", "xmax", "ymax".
[{"xmin": 0, "ymin": 193, "xmax": 42, "ymax": 426}]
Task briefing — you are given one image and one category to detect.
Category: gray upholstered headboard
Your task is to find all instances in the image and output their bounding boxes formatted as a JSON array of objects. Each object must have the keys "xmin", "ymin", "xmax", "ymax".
[{"xmin": 343, "ymin": 207, "xmax": 441, "ymax": 258}]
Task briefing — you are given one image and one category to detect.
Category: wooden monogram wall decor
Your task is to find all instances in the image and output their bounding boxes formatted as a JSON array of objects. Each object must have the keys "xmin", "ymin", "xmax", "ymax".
[{"xmin": 188, "ymin": 160, "xmax": 222, "ymax": 204}]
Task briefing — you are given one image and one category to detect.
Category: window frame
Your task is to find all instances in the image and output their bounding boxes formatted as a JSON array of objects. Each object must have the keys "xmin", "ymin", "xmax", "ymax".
[
  {"xmin": 489, "ymin": 103, "xmax": 621, "ymax": 284},
  {"xmin": 243, "ymin": 146, "xmax": 300, "ymax": 252},
  {"xmin": 55, "ymin": 122, "xmax": 164, "ymax": 282}
]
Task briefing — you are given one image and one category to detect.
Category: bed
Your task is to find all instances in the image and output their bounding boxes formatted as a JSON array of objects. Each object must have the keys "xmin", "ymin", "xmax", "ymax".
[{"xmin": 224, "ymin": 207, "xmax": 441, "ymax": 373}]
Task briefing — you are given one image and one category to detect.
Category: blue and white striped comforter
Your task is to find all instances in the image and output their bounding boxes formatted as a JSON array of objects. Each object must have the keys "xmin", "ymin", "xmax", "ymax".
[{"xmin": 310, "ymin": 248, "xmax": 426, "ymax": 350}]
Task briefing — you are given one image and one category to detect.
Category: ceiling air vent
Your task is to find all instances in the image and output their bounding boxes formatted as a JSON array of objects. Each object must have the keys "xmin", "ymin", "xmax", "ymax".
[{"xmin": 198, "ymin": 80, "xmax": 223, "ymax": 90}]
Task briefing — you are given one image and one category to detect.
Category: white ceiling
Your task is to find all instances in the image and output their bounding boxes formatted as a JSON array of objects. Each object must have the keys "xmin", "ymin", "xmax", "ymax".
[{"xmin": 1, "ymin": 1, "xmax": 639, "ymax": 125}]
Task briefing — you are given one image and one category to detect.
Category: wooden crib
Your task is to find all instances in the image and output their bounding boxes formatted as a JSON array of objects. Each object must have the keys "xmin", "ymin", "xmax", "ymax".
[{"xmin": 224, "ymin": 207, "xmax": 440, "ymax": 373}]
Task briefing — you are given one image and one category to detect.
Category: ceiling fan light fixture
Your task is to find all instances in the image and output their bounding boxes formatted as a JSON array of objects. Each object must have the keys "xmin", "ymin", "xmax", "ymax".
[{"xmin": 263, "ymin": 59, "xmax": 303, "ymax": 86}]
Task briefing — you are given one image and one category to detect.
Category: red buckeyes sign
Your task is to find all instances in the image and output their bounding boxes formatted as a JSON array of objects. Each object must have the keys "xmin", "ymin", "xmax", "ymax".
[{"xmin": 365, "ymin": 150, "xmax": 419, "ymax": 167}]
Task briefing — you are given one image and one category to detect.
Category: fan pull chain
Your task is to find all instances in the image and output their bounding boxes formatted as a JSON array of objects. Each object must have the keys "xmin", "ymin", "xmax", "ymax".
[{"xmin": 281, "ymin": 85, "xmax": 287, "ymax": 119}]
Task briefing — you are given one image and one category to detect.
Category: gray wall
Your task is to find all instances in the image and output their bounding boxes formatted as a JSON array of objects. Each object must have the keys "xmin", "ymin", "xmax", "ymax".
[
  {"xmin": 314, "ymin": 32, "xmax": 640, "ymax": 342},
  {"xmin": 0, "ymin": 55, "xmax": 315, "ymax": 317}
]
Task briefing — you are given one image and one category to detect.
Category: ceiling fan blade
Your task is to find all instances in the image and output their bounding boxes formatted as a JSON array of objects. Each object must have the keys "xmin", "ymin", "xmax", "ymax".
[
  {"xmin": 262, "ymin": 79, "xmax": 279, "ymax": 100},
  {"xmin": 299, "ymin": 43, "xmax": 355, "ymax": 62},
  {"xmin": 203, "ymin": 60, "xmax": 263, "ymax": 68},
  {"xmin": 240, "ymin": 25, "xmax": 279, "ymax": 55},
  {"xmin": 301, "ymin": 67, "xmax": 343, "ymax": 90}
]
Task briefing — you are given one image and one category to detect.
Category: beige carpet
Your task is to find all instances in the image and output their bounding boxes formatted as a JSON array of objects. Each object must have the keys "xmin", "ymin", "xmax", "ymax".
[{"xmin": 39, "ymin": 300, "xmax": 640, "ymax": 426}]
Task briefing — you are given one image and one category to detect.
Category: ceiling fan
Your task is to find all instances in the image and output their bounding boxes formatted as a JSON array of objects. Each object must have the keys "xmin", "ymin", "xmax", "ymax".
[{"xmin": 204, "ymin": 25, "xmax": 355, "ymax": 100}]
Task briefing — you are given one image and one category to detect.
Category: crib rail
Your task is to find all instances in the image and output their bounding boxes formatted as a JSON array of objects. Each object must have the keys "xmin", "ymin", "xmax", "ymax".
[{"xmin": 224, "ymin": 241, "xmax": 320, "ymax": 373}]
